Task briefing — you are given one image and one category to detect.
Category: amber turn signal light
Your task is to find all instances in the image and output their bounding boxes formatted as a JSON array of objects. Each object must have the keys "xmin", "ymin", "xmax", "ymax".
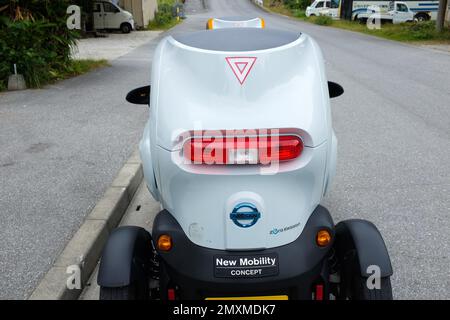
[
  {"xmin": 260, "ymin": 18, "xmax": 265, "ymax": 28},
  {"xmin": 157, "ymin": 234, "xmax": 172, "ymax": 251},
  {"xmin": 316, "ymin": 230, "xmax": 331, "ymax": 247},
  {"xmin": 207, "ymin": 18, "xmax": 214, "ymax": 30}
]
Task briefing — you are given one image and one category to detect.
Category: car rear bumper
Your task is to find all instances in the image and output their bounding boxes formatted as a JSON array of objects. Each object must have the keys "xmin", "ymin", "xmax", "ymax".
[{"xmin": 152, "ymin": 205, "xmax": 335, "ymax": 299}]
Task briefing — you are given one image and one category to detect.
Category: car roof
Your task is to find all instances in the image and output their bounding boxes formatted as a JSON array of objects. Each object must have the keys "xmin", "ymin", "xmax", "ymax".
[
  {"xmin": 214, "ymin": 16, "xmax": 260, "ymax": 21},
  {"xmin": 172, "ymin": 28, "xmax": 301, "ymax": 52}
]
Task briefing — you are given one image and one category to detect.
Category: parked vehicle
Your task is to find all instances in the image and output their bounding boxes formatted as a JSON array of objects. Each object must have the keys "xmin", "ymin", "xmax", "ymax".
[
  {"xmin": 340, "ymin": 0, "xmax": 439, "ymax": 21},
  {"xmin": 357, "ymin": 1, "xmax": 414, "ymax": 23},
  {"xmin": 98, "ymin": 27, "xmax": 393, "ymax": 300},
  {"xmin": 93, "ymin": 1, "xmax": 135, "ymax": 33},
  {"xmin": 306, "ymin": 0, "xmax": 340, "ymax": 18},
  {"xmin": 206, "ymin": 17, "xmax": 265, "ymax": 29}
]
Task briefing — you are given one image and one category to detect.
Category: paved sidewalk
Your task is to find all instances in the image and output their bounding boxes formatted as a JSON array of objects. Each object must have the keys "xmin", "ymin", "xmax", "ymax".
[
  {"xmin": 71, "ymin": 31, "xmax": 162, "ymax": 61},
  {"xmin": 0, "ymin": 28, "xmax": 165, "ymax": 301}
]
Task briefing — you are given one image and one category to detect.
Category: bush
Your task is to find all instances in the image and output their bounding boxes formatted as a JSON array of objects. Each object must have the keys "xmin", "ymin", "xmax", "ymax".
[
  {"xmin": 405, "ymin": 21, "xmax": 438, "ymax": 40},
  {"xmin": 292, "ymin": 9, "xmax": 306, "ymax": 18},
  {"xmin": 154, "ymin": 3, "xmax": 173, "ymax": 27},
  {"xmin": 283, "ymin": 0, "xmax": 311, "ymax": 10},
  {"xmin": 314, "ymin": 15, "xmax": 333, "ymax": 26},
  {"xmin": 0, "ymin": 1, "xmax": 79, "ymax": 89},
  {"xmin": 376, "ymin": 21, "xmax": 450, "ymax": 42}
]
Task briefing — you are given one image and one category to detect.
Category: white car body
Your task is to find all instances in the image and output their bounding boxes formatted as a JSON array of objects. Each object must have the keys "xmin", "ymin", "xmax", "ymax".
[
  {"xmin": 306, "ymin": 0, "xmax": 339, "ymax": 18},
  {"xmin": 93, "ymin": 1, "xmax": 135, "ymax": 31},
  {"xmin": 207, "ymin": 17, "xmax": 265, "ymax": 29},
  {"xmin": 350, "ymin": 0, "xmax": 439, "ymax": 21},
  {"xmin": 139, "ymin": 28, "xmax": 337, "ymax": 251},
  {"xmin": 356, "ymin": 1, "xmax": 415, "ymax": 23}
]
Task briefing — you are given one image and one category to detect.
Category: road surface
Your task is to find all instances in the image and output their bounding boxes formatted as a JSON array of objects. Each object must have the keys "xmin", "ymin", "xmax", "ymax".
[{"xmin": 1, "ymin": 0, "xmax": 449, "ymax": 299}]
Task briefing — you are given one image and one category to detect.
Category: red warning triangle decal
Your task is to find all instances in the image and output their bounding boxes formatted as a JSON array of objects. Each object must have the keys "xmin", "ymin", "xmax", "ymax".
[{"xmin": 226, "ymin": 57, "xmax": 257, "ymax": 85}]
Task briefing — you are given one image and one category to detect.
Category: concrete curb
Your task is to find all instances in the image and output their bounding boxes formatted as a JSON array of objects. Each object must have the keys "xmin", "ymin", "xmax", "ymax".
[{"xmin": 29, "ymin": 149, "xmax": 143, "ymax": 300}]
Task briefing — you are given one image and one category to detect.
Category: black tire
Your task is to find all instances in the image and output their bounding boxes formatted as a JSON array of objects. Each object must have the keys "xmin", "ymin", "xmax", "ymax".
[
  {"xmin": 99, "ymin": 259, "xmax": 151, "ymax": 300},
  {"xmin": 100, "ymin": 285, "xmax": 138, "ymax": 300},
  {"xmin": 350, "ymin": 275, "xmax": 393, "ymax": 300},
  {"xmin": 120, "ymin": 23, "xmax": 132, "ymax": 34},
  {"xmin": 100, "ymin": 270, "xmax": 150, "ymax": 300},
  {"xmin": 414, "ymin": 13, "xmax": 429, "ymax": 22},
  {"xmin": 358, "ymin": 17, "xmax": 367, "ymax": 24},
  {"xmin": 337, "ymin": 251, "xmax": 393, "ymax": 300}
]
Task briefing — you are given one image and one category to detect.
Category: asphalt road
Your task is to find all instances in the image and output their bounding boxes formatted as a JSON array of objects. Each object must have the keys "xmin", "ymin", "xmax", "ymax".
[{"xmin": 1, "ymin": 0, "xmax": 449, "ymax": 299}]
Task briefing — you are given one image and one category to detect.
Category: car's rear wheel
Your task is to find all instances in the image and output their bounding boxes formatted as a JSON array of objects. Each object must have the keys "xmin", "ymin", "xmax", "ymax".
[
  {"xmin": 349, "ymin": 275, "xmax": 393, "ymax": 300},
  {"xmin": 100, "ymin": 285, "xmax": 139, "ymax": 300},
  {"xmin": 336, "ymin": 250, "xmax": 393, "ymax": 300}
]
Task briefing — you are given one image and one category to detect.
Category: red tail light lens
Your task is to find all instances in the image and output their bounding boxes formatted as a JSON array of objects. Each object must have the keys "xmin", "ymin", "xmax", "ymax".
[{"xmin": 183, "ymin": 134, "xmax": 303, "ymax": 165}]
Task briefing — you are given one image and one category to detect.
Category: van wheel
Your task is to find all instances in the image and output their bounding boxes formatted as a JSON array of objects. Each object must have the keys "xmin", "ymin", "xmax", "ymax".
[
  {"xmin": 121, "ymin": 23, "xmax": 132, "ymax": 33},
  {"xmin": 414, "ymin": 13, "xmax": 429, "ymax": 22}
]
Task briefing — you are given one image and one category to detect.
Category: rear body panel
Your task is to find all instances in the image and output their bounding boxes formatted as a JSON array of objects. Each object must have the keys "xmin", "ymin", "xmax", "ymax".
[
  {"xmin": 211, "ymin": 17, "xmax": 264, "ymax": 29},
  {"xmin": 140, "ymin": 29, "xmax": 336, "ymax": 250},
  {"xmin": 153, "ymin": 205, "xmax": 334, "ymax": 299}
]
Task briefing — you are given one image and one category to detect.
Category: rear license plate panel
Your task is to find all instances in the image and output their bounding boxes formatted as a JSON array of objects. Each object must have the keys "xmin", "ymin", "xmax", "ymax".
[{"xmin": 214, "ymin": 253, "xmax": 279, "ymax": 278}]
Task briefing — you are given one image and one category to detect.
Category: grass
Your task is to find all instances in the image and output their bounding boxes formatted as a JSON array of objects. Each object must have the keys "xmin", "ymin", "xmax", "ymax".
[
  {"xmin": 46, "ymin": 59, "xmax": 109, "ymax": 85},
  {"xmin": 263, "ymin": 0, "xmax": 294, "ymax": 16},
  {"xmin": 262, "ymin": 1, "xmax": 450, "ymax": 43},
  {"xmin": 147, "ymin": 17, "xmax": 181, "ymax": 31},
  {"xmin": 323, "ymin": 19, "xmax": 450, "ymax": 42},
  {"xmin": 60, "ymin": 59, "xmax": 109, "ymax": 79},
  {"xmin": 0, "ymin": 59, "xmax": 109, "ymax": 92}
]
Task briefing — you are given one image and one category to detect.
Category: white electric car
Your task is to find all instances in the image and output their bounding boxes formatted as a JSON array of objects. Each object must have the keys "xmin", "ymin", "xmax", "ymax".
[
  {"xmin": 206, "ymin": 16, "xmax": 265, "ymax": 29},
  {"xmin": 98, "ymin": 27, "xmax": 393, "ymax": 300}
]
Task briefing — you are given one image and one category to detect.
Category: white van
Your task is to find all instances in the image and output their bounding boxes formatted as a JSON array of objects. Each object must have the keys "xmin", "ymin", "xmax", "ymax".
[
  {"xmin": 356, "ymin": 1, "xmax": 414, "ymax": 24},
  {"xmin": 93, "ymin": 1, "xmax": 135, "ymax": 33},
  {"xmin": 306, "ymin": 0, "xmax": 339, "ymax": 18}
]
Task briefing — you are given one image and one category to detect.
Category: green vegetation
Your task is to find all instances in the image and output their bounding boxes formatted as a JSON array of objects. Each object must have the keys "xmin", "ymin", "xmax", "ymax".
[
  {"xmin": 263, "ymin": 0, "xmax": 450, "ymax": 43},
  {"xmin": 264, "ymin": 0, "xmax": 309, "ymax": 15},
  {"xmin": 313, "ymin": 15, "xmax": 333, "ymax": 26},
  {"xmin": 148, "ymin": 0, "xmax": 182, "ymax": 30},
  {"xmin": 325, "ymin": 20, "xmax": 450, "ymax": 42},
  {"xmin": 48, "ymin": 59, "xmax": 109, "ymax": 83},
  {"xmin": 0, "ymin": 0, "xmax": 106, "ymax": 91}
]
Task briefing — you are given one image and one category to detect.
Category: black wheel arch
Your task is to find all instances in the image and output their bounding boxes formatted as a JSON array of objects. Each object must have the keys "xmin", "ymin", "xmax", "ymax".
[
  {"xmin": 97, "ymin": 226, "xmax": 153, "ymax": 288},
  {"xmin": 334, "ymin": 219, "xmax": 393, "ymax": 278}
]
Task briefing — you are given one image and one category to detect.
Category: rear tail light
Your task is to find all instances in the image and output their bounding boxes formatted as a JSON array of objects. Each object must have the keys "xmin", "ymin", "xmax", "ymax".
[{"xmin": 183, "ymin": 134, "xmax": 303, "ymax": 165}]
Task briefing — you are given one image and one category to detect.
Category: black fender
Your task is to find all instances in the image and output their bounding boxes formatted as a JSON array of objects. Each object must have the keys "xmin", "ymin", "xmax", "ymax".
[
  {"xmin": 97, "ymin": 226, "xmax": 153, "ymax": 287},
  {"xmin": 334, "ymin": 219, "xmax": 393, "ymax": 278}
]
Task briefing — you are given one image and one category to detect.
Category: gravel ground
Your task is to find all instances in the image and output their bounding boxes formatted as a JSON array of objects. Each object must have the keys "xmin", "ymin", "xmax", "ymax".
[
  {"xmin": 71, "ymin": 31, "xmax": 162, "ymax": 61},
  {"xmin": 420, "ymin": 44, "xmax": 450, "ymax": 54}
]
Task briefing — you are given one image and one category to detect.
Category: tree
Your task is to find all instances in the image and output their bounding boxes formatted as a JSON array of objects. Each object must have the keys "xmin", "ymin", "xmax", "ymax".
[{"xmin": 436, "ymin": 0, "xmax": 448, "ymax": 32}]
